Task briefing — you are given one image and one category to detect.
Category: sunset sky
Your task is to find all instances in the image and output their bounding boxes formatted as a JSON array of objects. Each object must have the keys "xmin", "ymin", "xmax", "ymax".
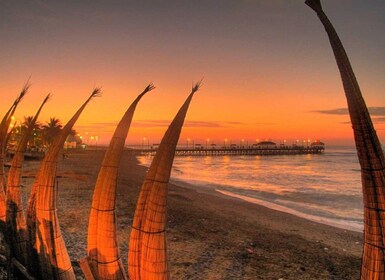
[{"xmin": 1, "ymin": 0, "xmax": 384, "ymax": 146}]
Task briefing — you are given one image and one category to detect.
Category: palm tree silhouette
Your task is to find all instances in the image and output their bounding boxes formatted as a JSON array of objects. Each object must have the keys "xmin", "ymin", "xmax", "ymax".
[
  {"xmin": 22, "ymin": 116, "xmax": 41, "ymax": 131},
  {"xmin": 21, "ymin": 116, "xmax": 42, "ymax": 148},
  {"xmin": 41, "ymin": 118, "xmax": 62, "ymax": 146}
]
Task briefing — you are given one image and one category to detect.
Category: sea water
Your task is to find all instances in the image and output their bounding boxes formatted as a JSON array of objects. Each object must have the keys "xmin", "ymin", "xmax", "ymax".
[{"xmin": 138, "ymin": 146, "xmax": 363, "ymax": 232}]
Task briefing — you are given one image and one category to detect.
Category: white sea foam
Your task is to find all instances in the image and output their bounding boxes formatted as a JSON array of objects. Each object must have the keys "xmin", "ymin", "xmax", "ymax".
[{"xmin": 216, "ymin": 189, "xmax": 363, "ymax": 232}]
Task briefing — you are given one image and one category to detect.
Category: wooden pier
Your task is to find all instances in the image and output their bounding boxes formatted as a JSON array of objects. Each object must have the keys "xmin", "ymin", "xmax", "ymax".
[{"xmin": 128, "ymin": 146, "xmax": 325, "ymax": 157}]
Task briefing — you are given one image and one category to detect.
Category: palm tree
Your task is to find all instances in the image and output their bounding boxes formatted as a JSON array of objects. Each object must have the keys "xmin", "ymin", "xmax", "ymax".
[
  {"xmin": 22, "ymin": 116, "xmax": 41, "ymax": 131},
  {"xmin": 20, "ymin": 116, "xmax": 42, "ymax": 148},
  {"xmin": 41, "ymin": 117, "xmax": 62, "ymax": 146}
]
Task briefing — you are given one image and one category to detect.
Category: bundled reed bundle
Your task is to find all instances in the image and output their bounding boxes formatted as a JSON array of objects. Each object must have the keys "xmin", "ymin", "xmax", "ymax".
[
  {"xmin": 128, "ymin": 82, "xmax": 201, "ymax": 280},
  {"xmin": 0, "ymin": 84, "xmax": 29, "ymax": 224},
  {"xmin": 83, "ymin": 84, "xmax": 154, "ymax": 280},
  {"xmin": 5, "ymin": 94, "xmax": 50, "ymax": 266},
  {"xmin": 30, "ymin": 89, "xmax": 100, "ymax": 279},
  {"xmin": 305, "ymin": 1, "xmax": 385, "ymax": 278}
]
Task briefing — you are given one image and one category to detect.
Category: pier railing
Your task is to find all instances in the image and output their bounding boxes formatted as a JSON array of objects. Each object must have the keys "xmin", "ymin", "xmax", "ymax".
[{"xmin": 128, "ymin": 146, "xmax": 325, "ymax": 156}]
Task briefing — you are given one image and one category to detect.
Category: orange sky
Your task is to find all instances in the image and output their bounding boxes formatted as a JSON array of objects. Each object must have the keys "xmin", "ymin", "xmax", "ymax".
[{"xmin": 1, "ymin": 1, "xmax": 384, "ymax": 146}]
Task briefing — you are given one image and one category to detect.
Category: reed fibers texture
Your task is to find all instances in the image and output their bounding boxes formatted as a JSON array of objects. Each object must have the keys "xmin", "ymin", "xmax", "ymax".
[
  {"xmin": 128, "ymin": 82, "xmax": 201, "ymax": 280},
  {"xmin": 32, "ymin": 89, "xmax": 100, "ymax": 279},
  {"xmin": 6, "ymin": 94, "xmax": 50, "ymax": 266},
  {"xmin": 86, "ymin": 84, "xmax": 154, "ymax": 280},
  {"xmin": 305, "ymin": 1, "xmax": 385, "ymax": 279},
  {"xmin": 0, "ymin": 84, "xmax": 29, "ymax": 223}
]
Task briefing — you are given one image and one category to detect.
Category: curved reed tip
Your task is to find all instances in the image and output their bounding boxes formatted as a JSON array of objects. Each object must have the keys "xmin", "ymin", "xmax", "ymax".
[
  {"xmin": 305, "ymin": 0, "xmax": 323, "ymax": 12},
  {"xmin": 142, "ymin": 83, "xmax": 156, "ymax": 95},
  {"xmin": 16, "ymin": 81, "xmax": 31, "ymax": 104},
  {"xmin": 44, "ymin": 93, "xmax": 52, "ymax": 103},
  {"xmin": 90, "ymin": 87, "xmax": 102, "ymax": 99},
  {"xmin": 191, "ymin": 79, "xmax": 203, "ymax": 94}
]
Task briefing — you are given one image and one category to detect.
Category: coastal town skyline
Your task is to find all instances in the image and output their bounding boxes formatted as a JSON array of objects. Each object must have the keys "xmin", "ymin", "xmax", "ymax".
[{"xmin": 1, "ymin": 0, "xmax": 384, "ymax": 145}]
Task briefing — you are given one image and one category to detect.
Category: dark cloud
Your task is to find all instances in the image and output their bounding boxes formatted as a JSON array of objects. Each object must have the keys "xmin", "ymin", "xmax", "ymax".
[
  {"xmin": 373, "ymin": 117, "xmax": 385, "ymax": 123},
  {"xmin": 314, "ymin": 107, "xmax": 385, "ymax": 116},
  {"xmin": 340, "ymin": 117, "xmax": 385, "ymax": 125}
]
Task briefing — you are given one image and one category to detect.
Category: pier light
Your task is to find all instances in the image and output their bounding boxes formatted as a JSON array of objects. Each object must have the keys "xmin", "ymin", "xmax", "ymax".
[
  {"xmin": 224, "ymin": 138, "xmax": 228, "ymax": 148},
  {"xmin": 187, "ymin": 138, "xmax": 191, "ymax": 148},
  {"xmin": 206, "ymin": 138, "xmax": 210, "ymax": 149},
  {"xmin": 142, "ymin": 137, "xmax": 149, "ymax": 149}
]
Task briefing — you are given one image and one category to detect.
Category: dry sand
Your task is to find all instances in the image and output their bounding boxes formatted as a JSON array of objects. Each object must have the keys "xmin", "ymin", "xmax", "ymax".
[{"xmin": 17, "ymin": 149, "xmax": 362, "ymax": 279}]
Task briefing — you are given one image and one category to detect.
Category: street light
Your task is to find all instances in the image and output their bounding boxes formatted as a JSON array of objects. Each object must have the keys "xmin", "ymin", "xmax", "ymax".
[
  {"xmin": 206, "ymin": 138, "xmax": 210, "ymax": 149},
  {"xmin": 187, "ymin": 138, "xmax": 190, "ymax": 149},
  {"xmin": 224, "ymin": 138, "xmax": 228, "ymax": 148}
]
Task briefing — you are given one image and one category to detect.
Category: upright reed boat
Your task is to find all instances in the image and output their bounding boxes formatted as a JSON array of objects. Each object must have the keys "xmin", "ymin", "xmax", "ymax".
[
  {"xmin": 129, "ymin": 82, "xmax": 201, "ymax": 280},
  {"xmin": 305, "ymin": 1, "xmax": 385, "ymax": 278},
  {"xmin": 83, "ymin": 84, "xmax": 154, "ymax": 280}
]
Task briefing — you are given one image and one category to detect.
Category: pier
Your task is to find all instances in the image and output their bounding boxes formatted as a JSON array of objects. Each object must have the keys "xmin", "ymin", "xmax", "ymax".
[{"xmin": 128, "ymin": 145, "xmax": 325, "ymax": 157}]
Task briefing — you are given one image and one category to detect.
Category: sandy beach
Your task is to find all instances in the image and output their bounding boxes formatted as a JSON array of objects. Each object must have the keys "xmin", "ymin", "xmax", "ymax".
[{"xmin": 18, "ymin": 149, "xmax": 363, "ymax": 279}]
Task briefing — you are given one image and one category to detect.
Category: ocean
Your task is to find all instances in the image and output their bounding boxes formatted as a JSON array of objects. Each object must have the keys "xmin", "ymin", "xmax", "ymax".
[{"xmin": 138, "ymin": 146, "xmax": 364, "ymax": 232}]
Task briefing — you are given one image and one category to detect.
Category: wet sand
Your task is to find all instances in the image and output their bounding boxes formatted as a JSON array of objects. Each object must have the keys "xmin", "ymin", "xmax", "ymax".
[{"xmin": 19, "ymin": 149, "xmax": 362, "ymax": 279}]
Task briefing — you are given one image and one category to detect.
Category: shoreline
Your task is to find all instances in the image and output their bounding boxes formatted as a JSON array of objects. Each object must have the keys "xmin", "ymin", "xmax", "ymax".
[
  {"xmin": 168, "ymin": 175, "xmax": 363, "ymax": 234},
  {"xmin": 18, "ymin": 149, "xmax": 362, "ymax": 279}
]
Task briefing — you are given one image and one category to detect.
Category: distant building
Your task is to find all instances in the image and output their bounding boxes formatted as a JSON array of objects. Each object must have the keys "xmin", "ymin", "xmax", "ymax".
[
  {"xmin": 256, "ymin": 141, "xmax": 276, "ymax": 148},
  {"xmin": 64, "ymin": 134, "xmax": 80, "ymax": 149},
  {"xmin": 64, "ymin": 140, "xmax": 77, "ymax": 149},
  {"xmin": 311, "ymin": 140, "xmax": 325, "ymax": 148},
  {"xmin": 194, "ymin": 143, "xmax": 203, "ymax": 150}
]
